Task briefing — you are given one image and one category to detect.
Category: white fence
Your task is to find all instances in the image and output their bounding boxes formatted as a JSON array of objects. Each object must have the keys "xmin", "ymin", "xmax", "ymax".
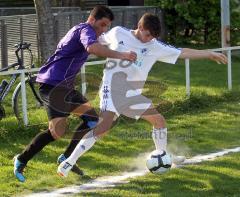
[
  {"xmin": 185, "ymin": 46, "xmax": 240, "ymax": 96},
  {"xmin": 0, "ymin": 46, "xmax": 239, "ymax": 126}
]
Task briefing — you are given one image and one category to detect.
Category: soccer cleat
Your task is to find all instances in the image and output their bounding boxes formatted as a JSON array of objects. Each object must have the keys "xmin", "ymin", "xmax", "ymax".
[
  {"xmin": 172, "ymin": 155, "xmax": 186, "ymax": 164},
  {"xmin": 57, "ymin": 154, "xmax": 84, "ymax": 176},
  {"xmin": 13, "ymin": 154, "xmax": 26, "ymax": 182},
  {"xmin": 57, "ymin": 160, "xmax": 73, "ymax": 177}
]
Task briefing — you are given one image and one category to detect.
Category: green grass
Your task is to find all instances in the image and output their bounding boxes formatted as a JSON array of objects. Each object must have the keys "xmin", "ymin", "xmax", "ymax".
[
  {"xmin": 82, "ymin": 153, "xmax": 240, "ymax": 197},
  {"xmin": 0, "ymin": 57, "xmax": 240, "ymax": 196}
]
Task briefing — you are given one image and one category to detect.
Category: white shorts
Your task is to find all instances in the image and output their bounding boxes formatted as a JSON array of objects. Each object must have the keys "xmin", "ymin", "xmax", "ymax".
[{"xmin": 99, "ymin": 84, "xmax": 152, "ymax": 120}]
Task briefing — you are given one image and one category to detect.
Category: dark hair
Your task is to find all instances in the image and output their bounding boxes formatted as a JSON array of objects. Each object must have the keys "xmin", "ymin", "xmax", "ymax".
[
  {"xmin": 90, "ymin": 5, "xmax": 114, "ymax": 21},
  {"xmin": 138, "ymin": 13, "xmax": 161, "ymax": 38}
]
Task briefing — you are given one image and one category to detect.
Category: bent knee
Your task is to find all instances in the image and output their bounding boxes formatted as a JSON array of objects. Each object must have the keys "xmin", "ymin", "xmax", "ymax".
[
  {"xmin": 154, "ymin": 115, "xmax": 166, "ymax": 128},
  {"xmin": 48, "ymin": 118, "xmax": 67, "ymax": 139},
  {"xmin": 49, "ymin": 128, "xmax": 65, "ymax": 139}
]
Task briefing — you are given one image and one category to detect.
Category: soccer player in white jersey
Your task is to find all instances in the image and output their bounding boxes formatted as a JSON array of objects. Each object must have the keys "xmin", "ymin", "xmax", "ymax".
[{"xmin": 57, "ymin": 13, "xmax": 227, "ymax": 177}]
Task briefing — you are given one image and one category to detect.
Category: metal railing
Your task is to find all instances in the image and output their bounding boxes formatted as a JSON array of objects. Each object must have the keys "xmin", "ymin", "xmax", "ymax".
[
  {"xmin": 2, "ymin": 46, "xmax": 239, "ymax": 125},
  {"xmin": 0, "ymin": 67, "xmax": 39, "ymax": 125},
  {"xmin": 185, "ymin": 46, "xmax": 240, "ymax": 96}
]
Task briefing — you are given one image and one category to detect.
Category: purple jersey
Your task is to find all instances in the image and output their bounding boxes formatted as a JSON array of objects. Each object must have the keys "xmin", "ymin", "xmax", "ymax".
[{"xmin": 36, "ymin": 23, "xmax": 97, "ymax": 87}]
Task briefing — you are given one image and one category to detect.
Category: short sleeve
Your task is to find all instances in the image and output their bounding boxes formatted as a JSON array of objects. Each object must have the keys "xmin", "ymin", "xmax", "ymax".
[
  {"xmin": 154, "ymin": 40, "xmax": 182, "ymax": 64},
  {"xmin": 80, "ymin": 26, "xmax": 98, "ymax": 49},
  {"xmin": 98, "ymin": 32, "xmax": 110, "ymax": 45},
  {"xmin": 98, "ymin": 26, "xmax": 120, "ymax": 45}
]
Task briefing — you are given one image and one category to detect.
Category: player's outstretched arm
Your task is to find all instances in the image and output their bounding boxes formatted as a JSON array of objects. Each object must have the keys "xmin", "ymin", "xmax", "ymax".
[
  {"xmin": 87, "ymin": 42, "xmax": 137, "ymax": 61},
  {"xmin": 179, "ymin": 48, "xmax": 228, "ymax": 64}
]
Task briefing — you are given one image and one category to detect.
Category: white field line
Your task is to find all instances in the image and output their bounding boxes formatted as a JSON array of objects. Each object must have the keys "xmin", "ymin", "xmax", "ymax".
[{"xmin": 25, "ymin": 147, "xmax": 240, "ymax": 197}]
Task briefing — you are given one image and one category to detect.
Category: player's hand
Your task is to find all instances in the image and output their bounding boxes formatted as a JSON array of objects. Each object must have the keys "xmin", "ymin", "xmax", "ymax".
[
  {"xmin": 122, "ymin": 51, "xmax": 137, "ymax": 62},
  {"xmin": 209, "ymin": 52, "xmax": 228, "ymax": 64}
]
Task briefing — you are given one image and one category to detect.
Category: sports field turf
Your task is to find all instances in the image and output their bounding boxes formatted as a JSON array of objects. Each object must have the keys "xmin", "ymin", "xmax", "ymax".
[{"xmin": 0, "ymin": 57, "xmax": 240, "ymax": 196}]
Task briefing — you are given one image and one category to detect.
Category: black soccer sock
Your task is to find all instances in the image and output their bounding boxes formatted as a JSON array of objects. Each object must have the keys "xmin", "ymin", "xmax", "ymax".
[
  {"xmin": 63, "ymin": 122, "xmax": 91, "ymax": 158},
  {"xmin": 18, "ymin": 129, "xmax": 55, "ymax": 164}
]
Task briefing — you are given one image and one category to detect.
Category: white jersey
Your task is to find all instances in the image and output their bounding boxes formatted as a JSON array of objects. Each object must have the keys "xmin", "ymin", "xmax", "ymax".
[{"xmin": 98, "ymin": 26, "xmax": 181, "ymax": 116}]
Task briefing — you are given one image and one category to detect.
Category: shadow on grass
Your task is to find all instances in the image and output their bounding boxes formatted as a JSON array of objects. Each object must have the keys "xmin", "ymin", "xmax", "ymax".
[{"xmin": 162, "ymin": 90, "xmax": 240, "ymax": 118}]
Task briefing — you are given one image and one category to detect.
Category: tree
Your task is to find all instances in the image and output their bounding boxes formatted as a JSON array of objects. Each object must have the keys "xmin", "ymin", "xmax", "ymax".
[
  {"xmin": 145, "ymin": 0, "xmax": 240, "ymax": 46},
  {"xmin": 34, "ymin": 0, "xmax": 55, "ymax": 62}
]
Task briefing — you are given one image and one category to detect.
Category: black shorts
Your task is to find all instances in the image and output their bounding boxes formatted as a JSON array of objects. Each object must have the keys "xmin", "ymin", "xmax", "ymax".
[{"xmin": 39, "ymin": 83, "xmax": 88, "ymax": 120}]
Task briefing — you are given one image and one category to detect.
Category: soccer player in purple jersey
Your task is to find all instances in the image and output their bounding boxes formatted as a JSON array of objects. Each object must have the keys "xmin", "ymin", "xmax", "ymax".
[{"xmin": 13, "ymin": 6, "xmax": 136, "ymax": 182}]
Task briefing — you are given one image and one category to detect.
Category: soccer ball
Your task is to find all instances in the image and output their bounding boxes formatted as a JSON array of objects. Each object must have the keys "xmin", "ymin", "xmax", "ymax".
[{"xmin": 146, "ymin": 150, "xmax": 172, "ymax": 174}]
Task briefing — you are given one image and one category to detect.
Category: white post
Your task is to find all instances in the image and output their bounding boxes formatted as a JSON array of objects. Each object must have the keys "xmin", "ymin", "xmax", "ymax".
[
  {"xmin": 185, "ymin": 58, "xmax": 190, "ymax": 96},
  {"xmin": 221, "ymin": 0, "xmax": 230, "ymax": 48},
  {"xmin": 227, "ymin": 50, "xmax": 232, "ymax": 90},
  {"xmin": 81, "ymin": 65, "xmax": 86, "ymax": 96},
  {"xmin": 80, "ymin": 60, "xmax": 105, "ymax": 96},
  {"xmin": 20, "ymin": 72, "xmax": 28, "ymax": 125}
]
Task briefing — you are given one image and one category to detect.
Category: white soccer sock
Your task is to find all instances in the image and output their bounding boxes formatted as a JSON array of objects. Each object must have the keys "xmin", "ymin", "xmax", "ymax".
[
  {"xmin": 66, "ymin": 130, "xmax": 97, "ymax": 165},
  {"xmin": 152, "ymin": 127, "xmax": 167, "ymax": 151}
]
